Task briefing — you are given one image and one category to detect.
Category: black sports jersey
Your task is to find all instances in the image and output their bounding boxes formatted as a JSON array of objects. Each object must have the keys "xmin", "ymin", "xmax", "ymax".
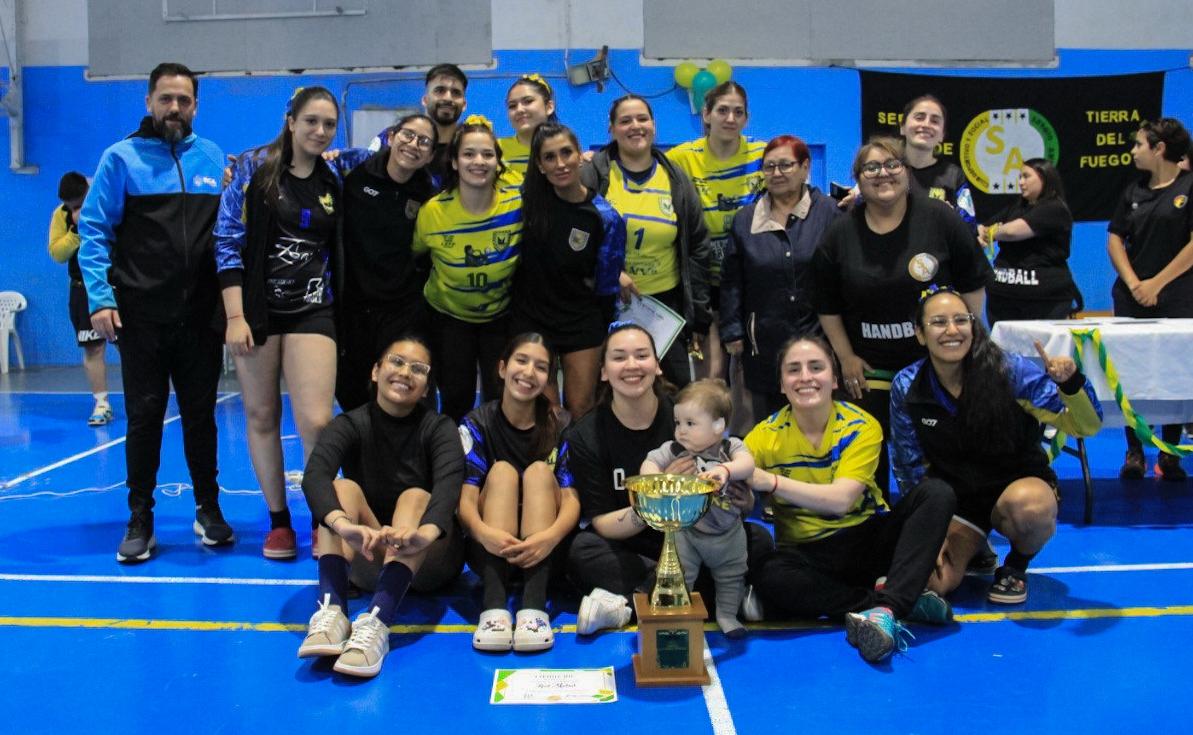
[
  {"xmin": 1109, "ymin": 171, "xmax": 1193, "ymax": 295},
  {"xmin": 555, "ymin": 396, "xmax": 674, "ymax": 557},
  {"xmin": 341, "ymin": 149, "xmax": 438, "ymax": 308},
  {"xmin": 513, "ymin": 188, "xmax": 625, "ymax": 331},
  {"xmin": 460, "ymin": 400, "xmax": 543, "ymax": 483},
  {"xmin": 812, "ymin": 194, "xmax": 992, "ymax": 372},
  {"xmin": 989, "ymin": 198, "xmax": 1077, "ymax": 302},
  {"xmin": 266, "ymin": 171, "xmax": 337, "ymax": 314},
  {"xmin": 908, "ymin": 158, "xmax": 976, "ymax": 226}
]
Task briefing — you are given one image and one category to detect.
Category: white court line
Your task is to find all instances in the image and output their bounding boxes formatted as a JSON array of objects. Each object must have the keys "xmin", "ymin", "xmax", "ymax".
[
  {"xmin": 0, "ymin": 392, "xmax": 240, "ymax": 490},
  {"xmin": 4, "ymin": 561, "xmax": 1193, "ymax": 588},
  {"xmin": 702, "ymin": 642, "xmax": 737, "ymax": 735}
]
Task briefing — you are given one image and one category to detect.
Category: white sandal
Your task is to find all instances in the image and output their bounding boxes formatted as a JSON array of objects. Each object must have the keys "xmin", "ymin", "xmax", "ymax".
[
  {"xmin": 473, "ymin": 608, "xmax": 513, "ymax": 652},
  {"xmin": 513, "ymin": 608, "xmax": 554, "ymax": 652}
]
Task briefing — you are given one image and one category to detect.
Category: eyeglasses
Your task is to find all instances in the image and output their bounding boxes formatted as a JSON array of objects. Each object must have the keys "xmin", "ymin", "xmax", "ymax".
[
  {"xmin": 384, "ymin": 354, "xmax": 431, "ymax": 377},
  {"xmin": 859, "ymin": 159, "xmax": 905, "ymax": 178},
  {"xmin": 762, "ymin": 160, "xmax": 800, "ymax": 175},
  {"xmin": 925, "ymin": 314, "xmax": 976, "ymax": 330},
  {"xmin": 394, "ymin": 127, "xmax": 434, "ymax": 150}
]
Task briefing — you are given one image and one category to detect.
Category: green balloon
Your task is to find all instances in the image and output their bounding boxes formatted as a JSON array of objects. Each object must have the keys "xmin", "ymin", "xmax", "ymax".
[
  {"xmin": 691, "ymin": 69, "xmax": 717, "ymax": 108},
  {"xmin": 707, "ymin": 59, "xmax": 732, "ymax": 85},
  {"xmin": 674, "ymin": 62, "xmax": 699, "ymax": 89}
]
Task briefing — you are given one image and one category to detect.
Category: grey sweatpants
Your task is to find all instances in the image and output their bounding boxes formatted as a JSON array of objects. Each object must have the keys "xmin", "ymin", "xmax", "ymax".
[{"xmin": 674, "ymin": 521, "xmax": 748, "ymax": 632}]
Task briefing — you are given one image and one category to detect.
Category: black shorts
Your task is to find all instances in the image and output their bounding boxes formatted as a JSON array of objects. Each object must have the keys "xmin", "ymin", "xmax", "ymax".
[
  {"xmin": 954, "ymin": 476, "xmax": 1059, "ymax": 534},
  {"xmin": 708, "ymin": 285, "xmax": 720, "ymax": 313},
  {"xmin": 508, "ymin": 311, "xmax": 604, "ymax": 355},
  {"xmin": 69, "ymin": 282, "xmax": 104, "ymax": 346},
  {"xmin": 267, "ymin": 306, "xmax": 336, "ymax": 340}
]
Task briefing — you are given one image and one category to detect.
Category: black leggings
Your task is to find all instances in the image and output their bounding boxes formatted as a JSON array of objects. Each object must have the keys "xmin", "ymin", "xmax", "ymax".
[{"xmin": 428, "ymin": 309, "xmax": 508, "ymax": 423}]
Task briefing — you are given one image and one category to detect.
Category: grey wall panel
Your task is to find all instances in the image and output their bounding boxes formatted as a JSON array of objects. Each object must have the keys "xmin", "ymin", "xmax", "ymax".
[
  {"xmin": 644, "ymin": 0, "xmax": 1053, "ymax": 63},
  {"xmin": 86, "ymin": 0, "xmax": 492, "ymax": 77}
]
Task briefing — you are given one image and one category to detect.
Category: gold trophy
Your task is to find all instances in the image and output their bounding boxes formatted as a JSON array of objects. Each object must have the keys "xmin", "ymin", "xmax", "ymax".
[{"xmin": 625, "ymin": 473, "xmax": 716, "ymax": 687}]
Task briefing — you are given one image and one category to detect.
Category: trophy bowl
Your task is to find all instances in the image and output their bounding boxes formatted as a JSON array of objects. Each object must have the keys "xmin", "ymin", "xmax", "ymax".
[{"xmin": 625, "ymin": 473, "xmax": 717, "ymax": 608}]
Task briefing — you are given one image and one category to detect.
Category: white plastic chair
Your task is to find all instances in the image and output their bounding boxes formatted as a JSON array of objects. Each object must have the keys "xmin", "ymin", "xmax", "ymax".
[{"xmin": 0, "ymin": 290, "xmax": 27, "ymax": 374}]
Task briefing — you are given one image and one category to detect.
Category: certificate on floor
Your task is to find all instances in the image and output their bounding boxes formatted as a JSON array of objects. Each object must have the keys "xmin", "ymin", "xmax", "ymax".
[{"xmin": 491, "ymin": 667, "xmax": 618, "ymax": 704}]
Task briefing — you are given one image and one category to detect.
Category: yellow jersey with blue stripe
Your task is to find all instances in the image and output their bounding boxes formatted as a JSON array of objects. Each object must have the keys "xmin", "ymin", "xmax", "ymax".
[
  {"xmin": 604, "ymin": 161, "xmax": 680, "ymax": 295},
  {"xmin": 744, "ymin": 401, "xmax": 888, "ymax": 545},
  {"xmin": 666, "ymin": 136, "xmax": 765, "ymax": 284},
  {"xmin": 413, "ymin": 188, "xmax": 523, "ymax": 323},
  {"xmin": 497, "ymin": 135, "xmax": 529, "ymax": 189}
]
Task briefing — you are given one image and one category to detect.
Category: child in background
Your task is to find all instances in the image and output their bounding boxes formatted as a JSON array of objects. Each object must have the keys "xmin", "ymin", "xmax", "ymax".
[{"xmin": 641, "ymin": 378, "xmax": 755, "ymax": 637}]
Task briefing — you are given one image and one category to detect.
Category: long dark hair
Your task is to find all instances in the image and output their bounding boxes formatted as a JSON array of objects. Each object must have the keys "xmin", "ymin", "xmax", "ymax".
[
  {"xmin": 387, "ymin": 112, "xmax": 440, "ymax": 149},
  {"xmin": 594, "ymin": 322, "xmax": 670, "ymax": 407},
  {"xmin": 440, "ymin": 119, "xmax": 506, "ymax": 193},
  {"xmin": 1021, "ymin": 157, "xmax": 1066, "ymax": 204},
  {"xmin": 499, "ymin": 332, "xmax": 559, "ymax": 459},
  {"xmin": 522, "ymin": 123, "xmax": 581, "ymax": 244},
  {"xmin": 915, "ymin": 291, "xmax": 1019, "ymax": 454},
  {"xmin": 252, "ymin": 86, "xmax": 339, "ymax": 204}
]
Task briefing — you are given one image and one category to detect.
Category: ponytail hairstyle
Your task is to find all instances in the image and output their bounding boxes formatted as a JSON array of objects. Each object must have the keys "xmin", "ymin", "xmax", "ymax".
[
  {"xmin": 440, "ymin": 114, "xmax": 505, "ymax": 193},
  {"xmin": 522, "ymin": 123, "xmax": 582, "ymax": 244},
  {"xmin": 915, "ymin": 288, "xmax": 1019, "ymax": 454},
  {"xmin": 252, "ymin": 86, "xmax": 339, "ymax": 205},
  {"xmin": 594, "ymin": 321, "xmax": 672, "ymax": 407},
  {"xmin": 701, "ymin": 80, "xmax": 749, "ymax": 136},
  {"xmin": 498, "ymin": 332, "xmax": 559, "ymax": 459},
  {"xmin": 507, "ymin": 73, "xmax": 559, "ymax": 126}
]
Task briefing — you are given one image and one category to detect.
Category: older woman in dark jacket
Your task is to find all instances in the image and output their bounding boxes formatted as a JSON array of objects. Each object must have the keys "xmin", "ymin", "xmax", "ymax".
[{"xmin": 721, "ymin": 135, "xmax": 840, "ymax": 425}]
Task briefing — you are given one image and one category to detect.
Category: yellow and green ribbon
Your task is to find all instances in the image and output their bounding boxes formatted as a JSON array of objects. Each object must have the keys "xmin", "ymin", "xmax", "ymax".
[{"xmin": 1047, "ymin": 327, "xmax": 1192, "ymax": 461}]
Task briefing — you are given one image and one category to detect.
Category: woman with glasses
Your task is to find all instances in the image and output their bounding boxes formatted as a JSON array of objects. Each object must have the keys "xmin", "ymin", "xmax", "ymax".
[
  {"xmin": 413, "ymin": 115, "xmax": 523, "ymax": 422},
  {"xmin": 890, "ymin": 288, "xmax": 1101, "ymax": 605},
  {"xmin": 216, "ymin": 87, "xmax": 353, "ymax": 559},
  {"xmin": 667, "ymin": 81, "xmax": 766, "ymax": 382},
  {"xmin": 979, "ymin": 158, "xmax": 1080, "ymax": 325},
  {"xmin": 720, "ymin": 134, "xmax": 840, "ymax": 427},
  {"xmin": 812, "ymin": 137, "xmax": 991, "ymax": 496},
  {"xmin": 580, "ymin": 95, "xmax": 712, "ymax": 388},
  {"xmin": 511, "ymin": 123, "xmax": 626, "ymax": 419},
  {"xmin": 298, "ymin": 336, "xmax": 465, "ymax": 678},
  {"xmin": 336, "ymin": 114, "xmax": 440, "ymax": 412},
  {"xmin": 1107, "ymin": 118, "xmax": 1193, "ymax": 481}
]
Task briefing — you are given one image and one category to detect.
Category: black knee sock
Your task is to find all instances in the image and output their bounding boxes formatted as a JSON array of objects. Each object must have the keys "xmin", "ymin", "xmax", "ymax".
[
  {"xmin": 1004, "ymin": 548, "xmax": 1035, "ymax": 572},
  {"xmin": 318, "ymin": 554, "xmax": 350, "ymax": 609},
  {"xmin": 521, "ymin": 559, "xmax": 552, "ymax": 611},
  {"xmin": 370, "ymin": 561, "xmax": 414, "ymax": 626},
  {"xmin": 480, "ymin": 549, "xmax": 512, "ymax": 610},
  {"xmin": 269, "ymin": 508, "xmax": 292, "ymax": 530}
]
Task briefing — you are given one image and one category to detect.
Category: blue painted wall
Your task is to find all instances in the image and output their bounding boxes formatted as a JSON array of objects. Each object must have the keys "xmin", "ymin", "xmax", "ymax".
[{"xmin": 3, "ymin": 48, "xmax": 1190, "ymax": 365}]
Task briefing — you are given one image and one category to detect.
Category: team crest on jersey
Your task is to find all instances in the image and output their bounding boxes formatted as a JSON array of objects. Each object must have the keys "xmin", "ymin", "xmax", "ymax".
[
  {"xmin": 659, "ymin": 195, "xmax": 674, "ymax": 216},
  {"xmin": 568, "ymin": 227, "xmax": 590, "ymax": 251},
  {"xmin": 928, "ymin": 187, "xmax": 947, "ymax": 201},
  {"xmin": 405, "ymin": 200, "xmax": 420, "ymax": 219},
  {"xmin": 458, "ymin": 425, "xmax": 474, "ymax": 454},
  {"xmin": 908, "ymin": 253, "xmax": 939, "ymax": 282},
  {"xmin": 1175, "ymin": 195, "xmax": 1188, "ymax": 209},
  {"xmin": 441, "ymin": 234, "xmax": 455, "ymax": 249},
  {"xmin": 492, "ymin": 231, "xmax": 511, "ymax": 249},
  {"xmin": 318, "ymin": 193, "xmax": 335, "ymax": 215}
]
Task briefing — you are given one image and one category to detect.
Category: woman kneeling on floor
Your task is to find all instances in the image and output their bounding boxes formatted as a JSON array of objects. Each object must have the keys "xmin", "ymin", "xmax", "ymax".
[
  {"xmin": 746, "ymin": 335, "xmax": 957, "ymax": 663},
  {"xmin": 297, "ymin": 336, "xmax": 464, "ymax": 678},
  {"xmin": 458, "ymin": 333, "xmax": 580, "ymax": 653},
  {"xmin": 890, "ymin": 286, "xmax": 1102, "ymax": 606}
]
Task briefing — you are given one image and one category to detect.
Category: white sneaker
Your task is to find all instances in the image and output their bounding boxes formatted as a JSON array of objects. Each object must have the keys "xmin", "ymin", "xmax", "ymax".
[
  {"xmin": 576, "ymin": 587, "xmax": 632, "ymax": 635},
  {"xmin": 297, "ymin": 594, "xmax": 351, "ymax": 658},
  {"xmin": 473, "ymin": 608, "xmax": 513, "ymax": 652},
  {"xmin": 513, "ymin": 608, "xmax": 554, "ymax": 652},
  {"xmin": 333, "ymin": 607, "xmax": 390, "ymax": 678},
  {"xmin": 740, "ymin": 584, "xmax": 765, "ymax": 623}
]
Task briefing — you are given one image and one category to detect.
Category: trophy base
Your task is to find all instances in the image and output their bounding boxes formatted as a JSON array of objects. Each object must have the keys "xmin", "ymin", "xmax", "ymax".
[{"xmin": 631, "ymin": 592, "xmax": 710, "ymax": 688}]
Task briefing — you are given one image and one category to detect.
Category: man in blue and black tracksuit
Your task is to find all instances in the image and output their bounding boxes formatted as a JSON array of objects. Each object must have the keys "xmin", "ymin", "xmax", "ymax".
[{"xmin": 79, "ymin": 62, "xmax": 234, "ymax": 563}]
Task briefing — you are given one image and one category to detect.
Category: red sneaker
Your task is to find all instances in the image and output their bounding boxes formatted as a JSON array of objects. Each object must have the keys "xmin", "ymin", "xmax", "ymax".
[{"xmin": 264, "ymin": 526, "xmax": 298, "ymax": 560}]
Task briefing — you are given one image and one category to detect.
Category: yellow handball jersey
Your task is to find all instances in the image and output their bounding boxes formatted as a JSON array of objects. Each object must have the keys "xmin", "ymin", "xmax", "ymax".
[
  {"xmin": 666, "ymin": 136, "xmax": 765, "ymax": 284},
  {"xmin": 413, "ymin": 188, "xmax": 523, "ymax": 323},
  {"xmin": 604, "ymin": 161, "xmax": 680, "ymax": 295},
  {"xmin": 496, "ymin": 136, "xmax": 529, "ymax": 190},
  {"xmin": 744, "ymin": 401, "xmax": 889, "ymax": 545}
]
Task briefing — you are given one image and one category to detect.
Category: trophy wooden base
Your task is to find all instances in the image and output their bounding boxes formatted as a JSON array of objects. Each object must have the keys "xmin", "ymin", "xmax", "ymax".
[{"xmin": 631, "ymin": 592, "xmax": 710, "ymax": 687}]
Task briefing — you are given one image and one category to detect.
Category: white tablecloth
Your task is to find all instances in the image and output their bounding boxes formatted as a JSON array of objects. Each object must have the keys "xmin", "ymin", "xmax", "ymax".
[{"xmin": 990, "ymin": 318, "xmax": 1193, "ymax": 428}]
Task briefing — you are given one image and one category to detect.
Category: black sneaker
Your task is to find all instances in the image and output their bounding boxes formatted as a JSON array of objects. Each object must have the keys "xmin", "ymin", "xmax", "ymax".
[
  {"xmin": 193, "ymin": 503, "xmax": 235, "ymax": 546},
  {"xmin": 116, "ymin": 512, "xmax": 156, "ymax": 563},
  {"xmin": 1155, "ymin": 453, "xmax": 1188, "ymax": 482},
  {"xmin": 987, "ymin": 566, "xmax": 1027, "ymax": 605},
  {"xmin": 1119, "ymin": 448, "xmax": 1145, "ymax": 480},
  {"xmin": 967, "ymin": 542, "xmax": 999, "ymax": 575}
]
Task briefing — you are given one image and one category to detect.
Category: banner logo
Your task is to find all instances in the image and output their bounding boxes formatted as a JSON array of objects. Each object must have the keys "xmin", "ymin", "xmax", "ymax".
[{"xmin": 960, "ymin": 109, "xmax": 1059, "ymax": 194}]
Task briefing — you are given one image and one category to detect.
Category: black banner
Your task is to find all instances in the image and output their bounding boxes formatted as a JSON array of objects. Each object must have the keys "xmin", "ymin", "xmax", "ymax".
[{"xmin": 859, "ymin": 71, "xmax": 1165, "ymax": 222}]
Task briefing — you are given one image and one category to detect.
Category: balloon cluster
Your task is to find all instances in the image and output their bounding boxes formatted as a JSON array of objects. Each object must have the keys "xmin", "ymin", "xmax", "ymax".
[{"xmin": 674, "ymin": 60, "xmax": 733, "ymax": 112}]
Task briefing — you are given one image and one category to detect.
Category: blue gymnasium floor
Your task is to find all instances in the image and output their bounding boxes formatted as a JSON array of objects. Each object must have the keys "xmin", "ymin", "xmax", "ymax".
[{"xmin": 1, "ymin": 375, "xmax": 1191, "ymax": 734}]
